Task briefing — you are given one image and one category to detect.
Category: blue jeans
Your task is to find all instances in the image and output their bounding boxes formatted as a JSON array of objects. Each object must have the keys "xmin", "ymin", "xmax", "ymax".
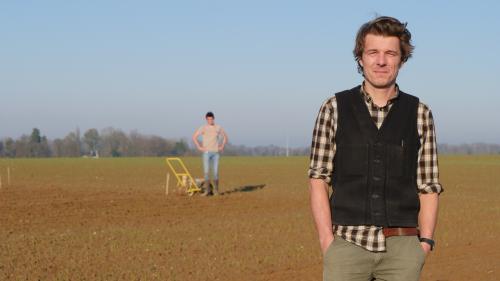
[{"xmin": 202, "ymin": 152, "xmax": 220, "ymax": 181}]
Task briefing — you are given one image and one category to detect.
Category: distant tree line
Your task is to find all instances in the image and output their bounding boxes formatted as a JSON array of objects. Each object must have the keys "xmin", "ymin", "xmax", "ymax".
[
  {"xmin": 438, "ymin": 143, "xmax": 500, "ymax": 155},
  {"xmin": 0, "ymin": 128, "xmax": 189, "ymax": 158},
  {"xmin": 221, "ymin": 144, "xmax": 309, "ymax": 156},
  {"xmin": 0, "ymin": 127, "xmax": 307, "ymax": 158},
  {"xmin": 1, "ymin": 128, "xmax": 499, "ymax": 158}
]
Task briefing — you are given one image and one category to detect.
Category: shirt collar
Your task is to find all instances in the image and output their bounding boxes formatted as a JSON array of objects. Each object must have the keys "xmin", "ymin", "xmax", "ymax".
[{"xmin": 360, "ymin": 82, "xmax": 400, "ymax": 105}]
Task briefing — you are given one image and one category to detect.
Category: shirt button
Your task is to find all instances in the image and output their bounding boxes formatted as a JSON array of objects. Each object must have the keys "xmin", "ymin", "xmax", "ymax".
[{"xmin": 372, "ymin": 194, "xmax": 380, "ymax": 199}]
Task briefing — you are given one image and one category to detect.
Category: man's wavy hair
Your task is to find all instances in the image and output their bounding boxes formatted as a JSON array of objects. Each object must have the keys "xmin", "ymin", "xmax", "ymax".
[{"xmin": 353, "ymin": 16, "xmax": 414, "ymax": 74}]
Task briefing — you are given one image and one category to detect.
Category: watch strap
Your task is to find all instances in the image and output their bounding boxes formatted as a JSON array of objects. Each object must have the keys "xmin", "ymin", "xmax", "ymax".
[{"xmin": 419, "ymin": 237, "xmax": 435, "ymax": 251}]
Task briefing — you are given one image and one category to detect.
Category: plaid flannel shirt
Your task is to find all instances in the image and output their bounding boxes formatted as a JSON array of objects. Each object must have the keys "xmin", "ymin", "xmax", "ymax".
[{"xmin": 308, "ymin": 84, "xmax": 443, "ymax": 252}]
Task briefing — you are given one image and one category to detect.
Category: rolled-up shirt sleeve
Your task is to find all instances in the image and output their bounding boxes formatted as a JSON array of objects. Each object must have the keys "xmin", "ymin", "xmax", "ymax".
[
  {"xmin": 417, "ymin": 103, "xmax": 444, "ymax": 194},
  {"xmin": 308, "ymin": 97, "xmax": 337, "ymax": 184}
]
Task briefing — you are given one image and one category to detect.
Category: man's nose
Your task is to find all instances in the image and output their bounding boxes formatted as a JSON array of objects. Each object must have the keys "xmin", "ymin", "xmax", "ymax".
[{"xmin": 376, "ymin": 53, "xmax": 387, "ymax": 66}]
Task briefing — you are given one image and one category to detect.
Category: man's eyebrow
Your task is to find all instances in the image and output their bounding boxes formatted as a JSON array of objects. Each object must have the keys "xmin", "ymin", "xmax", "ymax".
[{"xmin": 385, "ymin": 50, "xmax": 401, "ymax": 55}]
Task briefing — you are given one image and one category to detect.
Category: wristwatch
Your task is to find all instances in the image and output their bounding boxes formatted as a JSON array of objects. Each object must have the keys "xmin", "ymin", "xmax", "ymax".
[{"xmin": 419, "ymin": 237, "xmax": 435, "ymax": 251}]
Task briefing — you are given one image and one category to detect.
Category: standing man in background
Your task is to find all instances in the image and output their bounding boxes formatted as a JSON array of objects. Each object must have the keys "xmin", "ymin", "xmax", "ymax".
[
  {"xmin": 308, "ymin": 16, "xmax": 443, "ymax": 280},
  {"xmin": 192, "ymin": 112, "xmax": 228, "ymax": 196}
]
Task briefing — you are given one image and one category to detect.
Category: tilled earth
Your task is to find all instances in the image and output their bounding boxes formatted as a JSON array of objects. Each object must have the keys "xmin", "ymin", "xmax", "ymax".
[{"xmin": 0, "ymin": 156, "xmax": 498, "ymax": 280}]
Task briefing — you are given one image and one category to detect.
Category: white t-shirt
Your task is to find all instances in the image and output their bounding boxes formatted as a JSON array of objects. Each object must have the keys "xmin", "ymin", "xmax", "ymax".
[{"xmin": 197, "ymin": 124, "xmax": 225, "ymax": 152}]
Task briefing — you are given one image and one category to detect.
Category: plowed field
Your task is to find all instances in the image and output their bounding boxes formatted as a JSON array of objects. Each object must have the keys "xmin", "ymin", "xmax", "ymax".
[{"xmin": 1, "ymin": 156, "xmax": 498, "ymax": 280}]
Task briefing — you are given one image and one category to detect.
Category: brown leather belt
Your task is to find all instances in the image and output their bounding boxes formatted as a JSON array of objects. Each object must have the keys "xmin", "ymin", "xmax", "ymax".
[{"xmin": 383, "ymin": 227, "xmax": 419, "ymax": 238}]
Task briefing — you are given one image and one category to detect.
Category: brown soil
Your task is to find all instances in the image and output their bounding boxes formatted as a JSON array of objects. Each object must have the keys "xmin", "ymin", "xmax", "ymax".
[{"xmin": 0, "ymin": 156, "xmax": 498, "ymax": 280}]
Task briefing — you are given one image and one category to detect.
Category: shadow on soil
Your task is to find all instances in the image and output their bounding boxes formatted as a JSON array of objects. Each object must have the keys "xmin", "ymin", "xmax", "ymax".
[{"xmin": 222, "ymin": 184, "xmax": 266, "ymax": 195}]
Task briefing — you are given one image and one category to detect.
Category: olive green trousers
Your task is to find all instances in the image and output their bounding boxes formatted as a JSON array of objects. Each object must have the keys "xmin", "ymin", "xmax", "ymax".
[{"xmin": 323, "ymin": 235, "xmax": 426, "ymax": 281}]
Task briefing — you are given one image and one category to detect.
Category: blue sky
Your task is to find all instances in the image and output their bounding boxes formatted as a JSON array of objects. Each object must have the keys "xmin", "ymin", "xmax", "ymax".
[{"xmin": 1, "ymin": 0, "xmax": 499, "ymax": 146}]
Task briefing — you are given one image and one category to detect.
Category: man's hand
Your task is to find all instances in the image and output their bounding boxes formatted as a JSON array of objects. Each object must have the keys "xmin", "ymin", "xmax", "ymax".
[
  {"xmin": 218, "ymin": 145, "xmax": 224, "ymax": 152},
  {"xmin": 321, "ymin": 236, "xmax": 334, "ymax": 255},
  {"xmin": 420, "ymin": 242, "xmax": 431, "ymax": 255},
  {"xmin": 197, "ymin": 146, "xmax": 207, "ymax": 152}
]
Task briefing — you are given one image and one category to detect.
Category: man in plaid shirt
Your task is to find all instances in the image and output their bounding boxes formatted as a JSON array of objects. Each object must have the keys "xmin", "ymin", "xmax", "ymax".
[{"xmin": 308, "ymin": 16, "xmax": 443, "ymax": 281}]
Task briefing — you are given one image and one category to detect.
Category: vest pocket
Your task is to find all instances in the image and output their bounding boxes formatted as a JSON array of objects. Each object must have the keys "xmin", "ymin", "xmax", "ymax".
[{"xmin": 386, "ymin": 181, "xmax": 420, "ymax": 225}]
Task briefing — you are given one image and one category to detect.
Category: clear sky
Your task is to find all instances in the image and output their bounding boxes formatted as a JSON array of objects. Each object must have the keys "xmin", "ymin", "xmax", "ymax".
[{"xmin": 1, "ymin": 0, "xmax": 499, "ymax": 147}]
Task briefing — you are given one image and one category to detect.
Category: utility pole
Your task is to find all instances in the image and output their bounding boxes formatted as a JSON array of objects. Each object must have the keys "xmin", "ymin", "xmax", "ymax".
[{"xmin": 286, "ymin": 135, "xmax": 289, "ymax": 157}]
